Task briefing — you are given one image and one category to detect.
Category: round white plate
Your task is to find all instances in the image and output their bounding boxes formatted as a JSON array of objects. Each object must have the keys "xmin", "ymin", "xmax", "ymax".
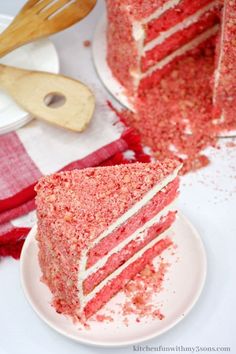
[
  {"xmin": 0, "ymin": 15, "xmax": 59, "ymax": 135},
  {"xmin": 93, "ymin": 15, "xmax": 236, "ymax": 138},
  {"xmin": 92, "ymin": 14, "xmax": 135, "ymax": 112},
  {"xmin": 20, "ymin": 213, "xmax": 207, "ymax": 347}
]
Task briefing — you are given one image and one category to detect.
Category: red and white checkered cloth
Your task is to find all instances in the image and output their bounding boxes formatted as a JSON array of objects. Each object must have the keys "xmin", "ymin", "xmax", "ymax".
[{"xmin": 0, "ymin": 97, "xmax": 150, "ymax": 260}]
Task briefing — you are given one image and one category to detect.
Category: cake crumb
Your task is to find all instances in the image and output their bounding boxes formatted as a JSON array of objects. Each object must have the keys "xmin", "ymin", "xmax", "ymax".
[
  {"xmin": 83, "ymin": 40, "xmax": 91, "ymax": 47},
  {"xmin": 95, "ymin": 314, "xmax": 114, "ymax": 323},
  {"xmin": 121, "ymin": 42, "xmax": 236, "ymax": 174},
  {"xmin": 121, "ymin": 257, "xmax": 171, "ymax": 325}
]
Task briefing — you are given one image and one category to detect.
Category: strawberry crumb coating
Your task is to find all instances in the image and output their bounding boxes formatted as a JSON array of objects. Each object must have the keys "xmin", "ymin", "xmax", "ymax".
[
  {"xmin": 122, "ymin": 39, "xmax": 220, "ymax": 174},
  {"xmin": 213, "ymin": 0, "xmax": 236, "ymax": 132},
  {"xmin": 35, "ymin": 161, "xmax": 181, "ymax": 321},
  {"xmin": 107, "ymin": 0, "xmax": 165, "ymax": 22},
  {"xmin": 106, "ymin": 0, "xmax": 139, "ymax": 96}
]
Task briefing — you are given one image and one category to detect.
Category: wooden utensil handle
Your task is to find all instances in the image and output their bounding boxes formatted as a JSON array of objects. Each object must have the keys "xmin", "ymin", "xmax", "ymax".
[
  {"xmin": 0, "ymin": 64, "xmax": 25, "ymax": 90},
  {"xmin": 0, "ymin": 17, "xmax": 42, "ymax": 58},
  {"xmin": 0, "ymin": 28, "xmax": 25, "ymax": 57}
]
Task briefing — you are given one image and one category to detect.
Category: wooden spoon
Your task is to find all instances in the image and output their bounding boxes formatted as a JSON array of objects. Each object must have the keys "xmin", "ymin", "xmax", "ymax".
[
  {"xmin": 0, "ymin": 64, "xmax": 95, "ymax": 132},
  {"xmin": 0, "ymin": 0, "xmax": 97, "ymax": 57}
]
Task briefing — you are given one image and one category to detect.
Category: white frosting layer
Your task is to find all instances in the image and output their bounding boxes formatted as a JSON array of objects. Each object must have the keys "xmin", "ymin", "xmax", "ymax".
[
  {"xmin": 84, "ymin": 224, "xmax": 173, "ymax": 305},
  {"xmin": 132, "ymin": 22, "xmax": 145, "ymax": 42},
  {"xmin": 77, "ymin": 249, "xmax": 87, "ymax": 308},
  {"xmin": 144, "ymin": 1, "xmax": 218, "ymax": 52},
  {"xmin": 82, "ymin": 201, "xmax": 176, "ymax": 280},
  {"xmin": 142, "ymin": 25, "xmax": 219, "ymax": 79},
  {"xmin": 131, "ymin": 22, "xmax": 145, "ymax": 90}
]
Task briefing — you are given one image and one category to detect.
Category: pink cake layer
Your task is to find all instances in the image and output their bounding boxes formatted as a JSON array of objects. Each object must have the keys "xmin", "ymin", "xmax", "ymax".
[
  {"xmin": 142, "ymin": 9, "xmax": 219, "ymax": 71},
  {"xmin": 139, "ymin": 34, "xmax": 217, "ymax": 95},
  {"xmin": 87, "ymin": 177, "xmax": 179, "ymax": 268},
  {"xmin": 213, "ymin": 0, "xmax": 236, "ymax": 129},
  {"xmin": 144, "ymin": 0, "xmax": 214, "ymax": 44},
  {"xmin": 84, "ymin": 237, "xmax": 172, "ymax": 318},
  {"xmin": 84, "ymin": 211, "xmax": 176, "ymax": 294}
]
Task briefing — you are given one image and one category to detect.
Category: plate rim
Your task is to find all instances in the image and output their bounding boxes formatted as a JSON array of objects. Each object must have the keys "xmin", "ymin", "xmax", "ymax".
[
  {"xmin": 0, "ymin": 13, "xmax": 60, "ymax": 134},
  {"xmin": 20, "ymin": 212, "xmax": 207, "ymax": 347}
]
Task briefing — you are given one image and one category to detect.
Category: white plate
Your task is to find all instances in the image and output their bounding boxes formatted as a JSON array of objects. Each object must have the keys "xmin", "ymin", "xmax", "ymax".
[
  {"xmin": 92, "ymin": 14, "xmax": 135, "ymax": 112},
  {"xmin": 93, "ymin": 15, "xmax": 236, "ymax": 138},
  {"xmin": 20, "ymin": 213, "xmax": 207, "ymax": 347},
  {"xmin": 0, "ymin": 15, "xmax": 59, "ymax": 135}
]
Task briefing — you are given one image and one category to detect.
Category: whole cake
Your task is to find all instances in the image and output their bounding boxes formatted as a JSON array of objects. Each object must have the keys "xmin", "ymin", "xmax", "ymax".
[
  {"xmin": 35, "ymin": 160, "xmax": 181, "ymax": 321},
  {"xmin": 107, "ymin": 0, "xmax": 220, "ymax": 97}
]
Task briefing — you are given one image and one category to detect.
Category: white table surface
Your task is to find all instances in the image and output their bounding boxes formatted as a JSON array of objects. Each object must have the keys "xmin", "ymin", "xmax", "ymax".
[{"xmin": 0, "ymin": 1, "xmax": 235, "ymax": 353}]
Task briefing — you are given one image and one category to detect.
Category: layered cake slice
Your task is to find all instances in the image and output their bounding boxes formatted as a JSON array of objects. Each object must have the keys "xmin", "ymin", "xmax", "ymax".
[
  {"xmin": 35, "ymin": 160, "xmax": 181, "ymax": 322},
  {"xmin": 213, "ymin": 0, "xmax": 236, "ymax": 129},
  {"xmin": 107, "ymin": 0, "xmax": 221, "ymax": 97}
]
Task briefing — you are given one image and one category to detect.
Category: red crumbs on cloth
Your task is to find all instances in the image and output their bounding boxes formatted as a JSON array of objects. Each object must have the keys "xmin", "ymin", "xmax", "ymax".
[{"xmin": 121, "ymin": 41, "xmax": 235, "ymax": 174}]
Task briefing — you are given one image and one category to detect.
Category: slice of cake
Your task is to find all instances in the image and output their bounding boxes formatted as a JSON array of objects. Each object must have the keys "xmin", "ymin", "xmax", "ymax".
[
  {"xmin": 107, "ymin": 0, "xmax": 221, "ymax": 97},
  {"xmin": 213, "ymin": 0, "xmax": 236, "ymax": 130},
  {"xmin": 35, "ymin": 160, "xmax": 181, "ymax": 322}
]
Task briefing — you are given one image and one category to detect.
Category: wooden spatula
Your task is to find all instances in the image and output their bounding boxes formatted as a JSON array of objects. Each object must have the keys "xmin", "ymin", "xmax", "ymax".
[
  {"xmin": 0, "ymin": 0, "xmax": 97, "ymax": 57},
  {"xmin": 0, "ymin": 64, "xmax": 95, "ymax": 132}
]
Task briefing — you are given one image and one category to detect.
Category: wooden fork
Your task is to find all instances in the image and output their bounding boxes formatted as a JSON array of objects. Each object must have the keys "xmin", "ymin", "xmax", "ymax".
[{"xmin": 0, "ymin": 0, "xmax": 97, "ymax": 57}]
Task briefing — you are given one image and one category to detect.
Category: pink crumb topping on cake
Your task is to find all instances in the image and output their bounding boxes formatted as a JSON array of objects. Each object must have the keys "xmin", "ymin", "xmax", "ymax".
[
  {"xmin": 213, "ymin": 0, "xmax": 236, "ymax": 131},
  {"xmin": 106, "ymin": 0, "xmax": 139, "ymax": 96},
  {"xmin": 121, "ymin": 40, "xmax": 219, "ymax": 174},
  {"xmin": 36, "ymin": 160, "xmax": 179, "ymax": 251},
  {"xmin": 109, "ymin": 0, "xmax": 166, "ymax": 21}
]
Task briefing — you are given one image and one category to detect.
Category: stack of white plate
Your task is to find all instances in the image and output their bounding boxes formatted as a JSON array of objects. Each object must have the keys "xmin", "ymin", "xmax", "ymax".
[{"xmin": 0, "ymin": 14, "xmax": 59, "ymax": 135}]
